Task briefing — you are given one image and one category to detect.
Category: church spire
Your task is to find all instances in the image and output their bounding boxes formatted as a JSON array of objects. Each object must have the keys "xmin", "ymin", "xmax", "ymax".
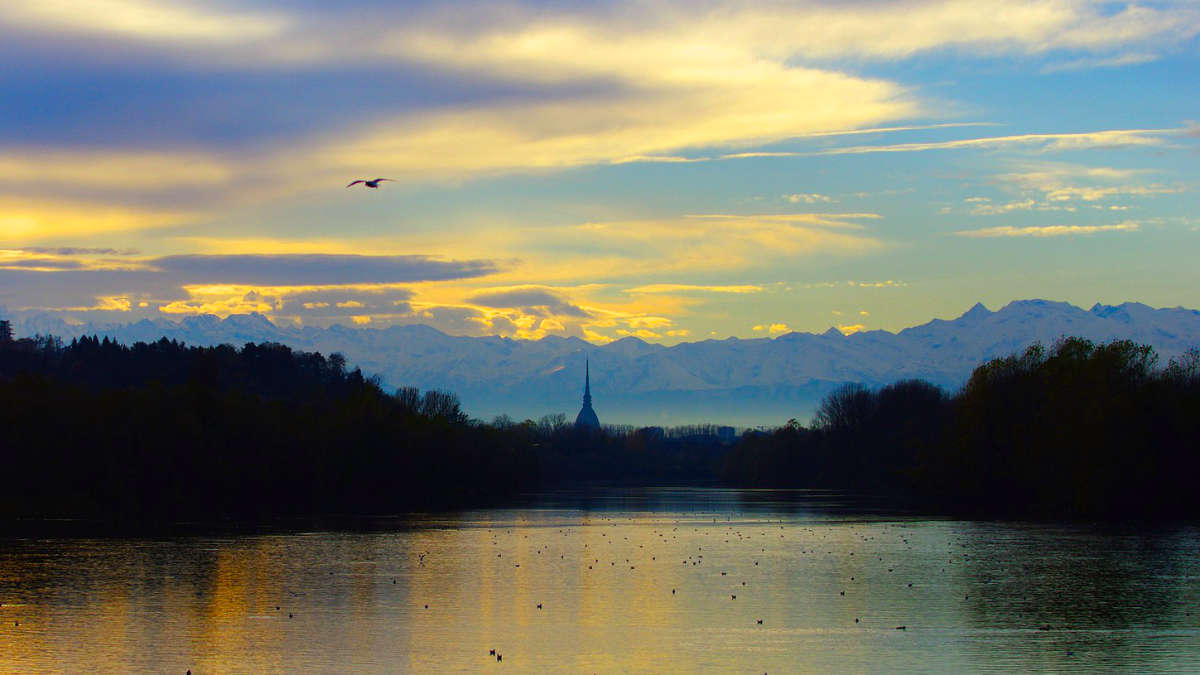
[{"xmin": 575, "ymin": 358, "xmax": 600, "ymax": 429}]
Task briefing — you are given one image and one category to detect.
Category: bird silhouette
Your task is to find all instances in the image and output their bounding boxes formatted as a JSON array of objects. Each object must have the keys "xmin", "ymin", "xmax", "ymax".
[{"xmin": 346, "ymin": 178, "xmax": 394, "ymax": 188}]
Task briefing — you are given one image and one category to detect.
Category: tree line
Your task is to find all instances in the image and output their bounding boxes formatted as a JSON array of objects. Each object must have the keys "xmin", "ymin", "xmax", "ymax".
[
  {"xmin": 721, "ymin": 338, "xmax": 1200, "ymax": 518},
  {"xmin": 0, "ymin": 335, "xmax": 541, "ymax": 525},
  {"xmin": 2, "ymin": 331, "xmax": 1196, "ymax": 524},
  {"xmin": 0, "ymin": 333, "xmax": 730, "ymax": 527}
]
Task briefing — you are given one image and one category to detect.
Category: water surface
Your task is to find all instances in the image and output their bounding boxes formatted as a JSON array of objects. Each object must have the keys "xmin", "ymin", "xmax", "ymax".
[{"xmin": 1, "ymin": 489, "xmax": 1198, "ymax": 673}]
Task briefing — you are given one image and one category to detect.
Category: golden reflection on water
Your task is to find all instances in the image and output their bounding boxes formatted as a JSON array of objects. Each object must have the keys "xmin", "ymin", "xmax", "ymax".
[{"xmin": 1, "ymin": 500, "xmax": 1199, "ymax": 673}]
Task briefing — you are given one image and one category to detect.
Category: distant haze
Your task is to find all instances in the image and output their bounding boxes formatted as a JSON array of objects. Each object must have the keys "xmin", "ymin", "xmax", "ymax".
[{"xmin": 11, "ymin": 299, "xmax": 1200, "ymax": 427}]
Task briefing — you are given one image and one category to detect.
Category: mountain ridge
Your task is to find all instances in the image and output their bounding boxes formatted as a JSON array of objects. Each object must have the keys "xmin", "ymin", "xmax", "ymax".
[{"xmin": 8, "ymin": 300, "xmax": 1200, "ymax": 426}]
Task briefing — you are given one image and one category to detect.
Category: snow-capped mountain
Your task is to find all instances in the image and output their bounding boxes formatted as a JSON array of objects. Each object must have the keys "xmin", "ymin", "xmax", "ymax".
[{"xmin": 9, "ymin": 299, "xmax": 1200, "ymax": 427}]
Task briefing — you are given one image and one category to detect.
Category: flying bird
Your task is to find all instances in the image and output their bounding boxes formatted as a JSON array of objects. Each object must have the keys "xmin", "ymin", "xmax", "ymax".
[{"xmin": 346, "ymin": 178, "xmax": 394, "ymax": 188}]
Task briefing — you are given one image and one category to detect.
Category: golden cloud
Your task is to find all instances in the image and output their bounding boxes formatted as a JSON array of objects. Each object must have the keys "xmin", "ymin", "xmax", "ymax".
[
  {"xmin": 0, "ymin": 196, "xmax": 191, "ymax": 241},
  {"xmin": 0, "ymin": 151, "xmax": 233, "ymax": 191},
  {"xmin": 1, "ymin": 0, "xmax": 287, "ymax": 44},
  {"xmin": 752, "ymin": 323, "xmax": 791, "ymax": 335}
]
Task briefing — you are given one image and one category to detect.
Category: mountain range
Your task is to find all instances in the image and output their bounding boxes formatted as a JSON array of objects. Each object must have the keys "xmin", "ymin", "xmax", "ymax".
[{"xmin": 9, "ymin": 299, "xmax": 1200, "ymax": 427}]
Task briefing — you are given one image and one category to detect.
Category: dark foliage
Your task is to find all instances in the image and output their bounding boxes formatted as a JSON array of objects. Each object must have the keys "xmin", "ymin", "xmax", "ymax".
[
  {"xmin": 721, "ymin": 338, "xmax": 1200, "ymax": 518},
  {"xmin": 0, "ymin": 333, "xmax": 729, "ymax": 527},
  {"xmin": 3, "ymin": 329, "xmax": 1196, "ymax": 524},
  {"xmin": 0, "ymin": 335, "xmax": 539, "ymax": 524}
]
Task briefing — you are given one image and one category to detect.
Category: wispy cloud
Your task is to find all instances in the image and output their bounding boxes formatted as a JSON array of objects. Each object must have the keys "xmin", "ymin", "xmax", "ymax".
[
  {"xmin": 18, "ymin": 247, "xmax": 140, "ymax": 256},
  {"xmin": 0, "ymin": 150, "xmax": 233, "ymax": 192},
  {"xmin": 10, "ymin": 1, "xmax": 1197, "ymax": 67},
  {"xmin": 962, "ymin": 161, "xmax": 1189, "ymax": 215},
  {"xmin": 0, "ymin": 0, "xmax": 287, "ymax": 45},
  {"xmin": 688, "ymin": 213, "xmax": 882, "ymax": 227},
  {"xmin": 152, "ymin": 254, "xmax": 498, "ymax": 286},
  {"xmin": 752, "ymin": 323, "xmax": 791, "ymax": 335},
  {"xmin": 955, "ymin": 221, "xmax": 1140, "ymax": 237},
  {"xmin": 720, "ymin": 128, "xmax": 1180, "ymax": 160},
  {"xmin": 305, "ymin": 72, "xmax": 915, "ymax": 183},
  {"xmin": 0, "ymin": 196, "xmax": 192, "ymax": 240},
  {"xmin": 784, "ymin": 193, "xmax": 834, "ymax": 204},
  {"xmin": 1041, "ymin": 52, "xmax": 1159, "ymax": 73},
  {"xmin": 627, "ymin": 284, "xmax": 764, "ymax": 294},
  {"xmin": 967, "ymin": 199, "xmax": 1083, "ymax": 215}
]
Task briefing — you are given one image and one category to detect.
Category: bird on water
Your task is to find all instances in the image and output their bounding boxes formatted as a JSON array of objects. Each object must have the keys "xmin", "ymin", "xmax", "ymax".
[{"xmin": 346, "ymin": 178, "xmax": 394, "ymax": 188}]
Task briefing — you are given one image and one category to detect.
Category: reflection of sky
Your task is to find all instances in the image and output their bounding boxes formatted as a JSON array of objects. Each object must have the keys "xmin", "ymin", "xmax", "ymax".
[
  {"xmin": 1, "ymin": 1, "xmax": 1198, "ymax": 343},
  {"xmin": 1, "ymin": 504, "xmax": 1199, "ymax": 672}
]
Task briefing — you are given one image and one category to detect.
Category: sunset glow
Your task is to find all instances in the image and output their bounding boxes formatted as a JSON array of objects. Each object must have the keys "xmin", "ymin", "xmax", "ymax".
[{"xmin": 2, "ymin": 0, "xmax": 1197, "ymax": 343}]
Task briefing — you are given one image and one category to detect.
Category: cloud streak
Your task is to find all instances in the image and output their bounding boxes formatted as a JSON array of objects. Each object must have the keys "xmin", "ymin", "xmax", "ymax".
[
  {"xmin": 468, "ymin": 287, "xmax": 591, "ymax": 318},
  {"xmin": 626, "ymin": 284, "xmax": 764, "ymax": 294},
  {"xmin": 0, "ymin": 0, "xmax": 287, "ymax": 45},
  {"xmin": 720, "ymin": 128, "xmax": 1181, "ymax": 160},
  {"xmin": 151, "ymin": 254, "xmax": 498, "ymax": 286},
  {"xmin": 955, "ymin": 221, "xmax": 1141, "ymax": 237}
]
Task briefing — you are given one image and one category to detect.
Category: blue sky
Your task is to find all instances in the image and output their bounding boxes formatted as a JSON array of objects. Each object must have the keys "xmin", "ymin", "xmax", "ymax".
[{"xmin": 1, "ymin": 0, "xmax": 1197, "ymax": 342}]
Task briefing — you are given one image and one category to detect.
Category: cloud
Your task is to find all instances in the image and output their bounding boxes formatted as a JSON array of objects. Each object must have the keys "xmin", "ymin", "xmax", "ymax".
[
  {"xmin": 0, "ymin": 253, "xmax": 497, "ymax": 319},
  {"xmin": 1044, "ymin": 185, "xmax": 1183, "ymax": 202},
  {"xmin": 278, "ymin": 287, "xmax": 416, "ymax": 320},
  {"xmin": 611, "ymin": 155, "xmax": 710, "ymax": 165},
  {"xmin": 626, "ymin": 284, "xmax": 764, "ymax": 294},
  {"xmin": 686, "ymin": 212, "xmax": 882, "ymax": 227},
  {"xmin": 752, "ymin": 323, "xmax": 790, "ymax": 335},
  {"xmin": 307, "ymin": 69, "xmax": 915, "ymax": 182},
  {"xmin": 0, "ymin": 1, "xmax": 287, "ymax": 45},
  {"xmin": 955, "ymin": 221, "xmax": 1141, "ymax": 237},
  {"xmin": 969, "ymin": 162, "xmax": 1188, "ymax": 213},
  {"xmin": 784, "ymin": 193, "xmax": 834, "ymax": 204},
  {"xmin": 0, "ymin": 258, "xmax": 86, "ymax": 271},
  {"xmin": 1041, "ymin": 52, "xmax": 1159, "ymax": 73},
  {"xmin": 0, "ymin": 196, "xmax": 192, "ymax": 241},
  {"xmin": 558, "ymin": 215, "xmax": 885, "ymax": 275},
  {"xmin": 847, "ymin": 280, "xmax": 906, "ymax": 288},
  {"xmin": 467, "ymin": 287, "xmax": 590, "ymax": 318},
  {"xmin": 837, "ymin": 324, "xmax": 867, "ymax": 335},
  {"xmin": 0, "ymin": 150, "xmax": 233, "ymax": 195},
  {"xmin": 8, "ymin": 1, "xmax": 1192, "ymax": 213},
  {"xmin": 615, "ymin": 328, "xmax": 663, "ymax": 339},
  {"xmin": 10, "ymin": 0, "xmax": 1197, "ymax": 68},
  {"xmin": 720, "ymin": 128, "xmax": 1181, "ymax": 160},
  {"xmin": 152, "ymin": 254, "xmax": 497, "ymax": 286},
  {"xmin": 5, "ymin": 1, "xmax": 1195, "ymax": 209},
  {"xmin": 18, "ymin": 247, "xmax": 140, "ymax": 256},
  {"xmin": 969, "ymin": 199, "xmax": 1038, "ymax": 215},
  {"xmin": 966, "ymin": 199, "xmax": 1082, "ymax": 215}
]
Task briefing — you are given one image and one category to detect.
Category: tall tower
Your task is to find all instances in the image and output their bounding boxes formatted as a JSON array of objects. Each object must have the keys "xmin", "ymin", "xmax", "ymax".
[{"xmin": 574, "ymin": 359, "xmax": 600, "ymax": 429}]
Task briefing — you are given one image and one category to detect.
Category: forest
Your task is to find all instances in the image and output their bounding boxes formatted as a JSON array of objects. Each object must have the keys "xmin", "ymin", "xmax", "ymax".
[
  {"xmin": 0, "ymin": 333, "xmax": 726, "ymax": 527},
  {"xmin": 722, "ymin": 338, "xmax": 1200, "ymax": 517},
  {"xmin": 1, "ymin": 330, "xmax": 1197, "ymax": 524}
]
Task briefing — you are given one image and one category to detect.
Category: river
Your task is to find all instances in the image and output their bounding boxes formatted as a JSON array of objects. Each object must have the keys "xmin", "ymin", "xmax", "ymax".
[{"xmin": 1, "ymin": 489, "xmax": 1198, "ymax": 673}]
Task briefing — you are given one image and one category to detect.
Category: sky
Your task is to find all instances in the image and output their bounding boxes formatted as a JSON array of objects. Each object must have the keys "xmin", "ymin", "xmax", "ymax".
[{"xmin": 1, "ymin": 0, "xmax": 1198, "ymax": 344}]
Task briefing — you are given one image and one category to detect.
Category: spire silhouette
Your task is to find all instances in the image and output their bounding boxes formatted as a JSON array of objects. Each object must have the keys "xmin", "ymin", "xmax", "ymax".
[{"xmin": 574, "ymin": 359, "xmax": 600, "ymax": 429}]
